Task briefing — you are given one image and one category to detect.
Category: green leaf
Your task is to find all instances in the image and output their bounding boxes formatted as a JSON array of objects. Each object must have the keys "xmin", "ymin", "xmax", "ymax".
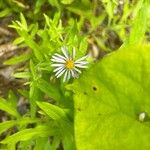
[
  {"xmin": 9, "ymin": 19, "xmax": 43, "ymax": 61},
  {"xmin": 29, "ymin": 81, "xmax": 42, "ymax": 118},
  {"xmin": 4, "ymin": 52, "xmax": 31, "ymax": 65},
  {"xmin": 61, "ymin": 0, "xmax": 74, "ymax": 5},
  {"xmin": 18, "ymin": 89, "xmax": 29, "ymax": 99},
  {"xmin": 17, "ymin": 117, "xmax": 39, "ymax": 126},
  {"xmin": 20, "ymin": 13, "xmax": 28, "ymax": 31},
  {"xmin": 48, "ymin": 0, "xmax": 59, "ymax": 7},
  {"xmin": 49, "ymin": 136, "xmax": 60, "ymax": 150},
  {"xmin": 70, "ymin": 45, "xmax": 150, "ymax": 150},
  {"xmin": 31, "ymin": 23, "xmax": 39, "ymax": 37},
  {"xmin": 8, "ymin": 90, "xmax": 17, "ymax": 108},
  {"xmin": 13, "ymin": 36, "xmax": 24, "ymax": 45},
  {"xmin": 34, "ymin": 0, "xmax": 46, "ymax": 14},
  {"xmin": 34, "ymin": 137, "xmax": 48, "ymax": 150},
  {"xmin": 0, "ymin": 97, "xmax": 20, "ymax": 118},
  {"xmin": 0, "ymin": 121, "xmax": 16, "ymax": 135},
  {"xmin": 19, "ymin": 140, "xmax": 34, "ymax": 150},
  {"xmin": 20, "ymin": 32, "xmax": 43, "ymax": 61},
  {"xmin": 102, "ymin": 1, "xmax": 115, "ymax": 24},
  {"xmin": 13, "ymin": 72, "xmax": 31, "ymax": 79},
  {"xmin": 12, "ymin": 0, "xmax": 26, "ymax": 8},
  {"xmin": 0, "ymin": 8, "xmax": 11, "ymax": 17},
  {"xmin": 36, "ymin": 79, "xmax": 61, "ymax": 102},
  {"xmin": 0, "ymin": 117, "xmax": 38, "ymax": 135},
  {"xmin": 36, "ymin": 102, "xmax": 69, "ymax": 122},
  {"xmin": 1, "ymin": 125, "xmax": 55, "ymax": 144},
  {"xmin": 30, "ymin": 60, "xmax": 37, "ymax": 80}
]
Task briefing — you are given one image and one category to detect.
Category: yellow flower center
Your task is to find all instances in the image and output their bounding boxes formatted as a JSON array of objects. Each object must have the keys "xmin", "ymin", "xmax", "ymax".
[{"xmin": 65, "ymin": 59, "xmax": 75, "ymax": 70}]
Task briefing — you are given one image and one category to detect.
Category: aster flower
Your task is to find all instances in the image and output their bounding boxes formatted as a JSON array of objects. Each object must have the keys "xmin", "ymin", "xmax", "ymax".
[{"xmin": 51, "ymin": 47, "xmax": 88, "ymax": 82}]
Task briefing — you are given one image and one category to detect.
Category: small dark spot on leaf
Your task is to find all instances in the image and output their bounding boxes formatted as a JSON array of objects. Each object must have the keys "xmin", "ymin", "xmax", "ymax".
[
  {"xmin": 77, "ymin": 108, "xmax": 81, "ymax": 111},
  {"xmin": 83, "ymin": 92, "xmax": 87, "ymax": 95},
  {"xmin": 93, "ymin": 86, "xmax": 97, "ymax": 91},
  {"xmin": 98, "ymin": 113, "xmax": 101, "ymax": 116}
]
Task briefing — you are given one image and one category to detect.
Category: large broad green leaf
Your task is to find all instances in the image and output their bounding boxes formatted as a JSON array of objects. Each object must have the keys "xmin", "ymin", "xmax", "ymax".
[{"xmin": 70, "ymin": 45, "xmax": 150, "ymax": 150}]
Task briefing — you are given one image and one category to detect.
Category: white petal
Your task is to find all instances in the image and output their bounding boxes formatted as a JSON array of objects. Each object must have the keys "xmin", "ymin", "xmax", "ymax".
[
  {"xmin": 63, "ymin": 70, "xmax": 68, "ymax": 82},
  {"xmin": 74, "ymin": 67, "xmax": 81, "ymax": 73},
  {"xmin": 51, "ymin": 58, "xmax": 66, "ymax": 63},
  {"xmin": 75, "ymin": 61, "xmax": 88, "ymax": 65},
  {"xmin": 53, "ymin": 66, "xmax": 64, "ymax": 72},
  {"xmin": 51, "ymin": 63, "xmax": 64, "ymax": 67},
  {"xmin": 61, "ymin": 47, "xmax": 69, "ymax": 58},
  {"xmin": 70, "ymin": 69, "xmax": 77, "ymax": 78},
  {"xmin": 54, "ymin": 53, "xmax": 66, "ymax": 60},
  {"xmin": 75, "ymin": 64, "xmax": 88, "ymax": 68},
  {"xmin": 52, "ymin": 55, "xmax": 65, "ymax": 61},
  {"xmin": 75, "ymin": 55, "xmax": 88, "ymax": 63},
  {"xmin": 56, "ymin": 69, "xmax": 66, "ymax": 78},
  {"xmin": 72, "ymin": 47, "xmax": 76, "ymax": 59},
  {"xmin": 67, "ymin": 70, "xmax": 71, "ymax": 80},
  {"xmin": 55, "ymin": 68, "xmax": 64, "ymax": 76},
  {"xmin": 55, "ymin": 67, "xmax": 65, "ymax": 76}
]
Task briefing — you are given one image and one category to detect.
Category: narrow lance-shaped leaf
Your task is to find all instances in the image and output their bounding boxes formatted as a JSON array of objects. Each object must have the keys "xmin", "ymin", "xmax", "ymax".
[
  {"xmin": 36, "ymin": 79, "xmax": 61, "ymax": 102},
  {"xmin": 0, "ymin": 117, "xmax": 38, "ymax": 135},
  {"xmin": 1, "ymin": 125, "xmax": 55, "ymax": 144},
  {"xmin": 61, "ymin": 0, "xmax": 74, "ymax": 5},
  {"xmin": 4, "ymin": 52, "xmax": 31, "ymax": 65},
  {"xmin": 36, "ymin": 102, "xmax": 69, "ymax": 122},
  {"xmin": 0, "ymin": 121, "xmax": 16, "ymax": 135},
  {"xmin": 20, "ymin": 31, "xmax": 43, "ymax": 61},
  {"xmin": 0, "ymin": 97, "xmax": 20, "ymax": 118},
  {"xmin": 20, "ymin": 13, "xmax": 28, "ymax": 31},
  {"xmin": 13, "ymin": 72, "xmax": 31, "ymax": 79},
  {"xmin": 30, "ymin": 60, "xmax": 37, "ymax": 80},
  {"xmin": 29, "ymin": 81, "xmax": 42, "ymax": 118}
]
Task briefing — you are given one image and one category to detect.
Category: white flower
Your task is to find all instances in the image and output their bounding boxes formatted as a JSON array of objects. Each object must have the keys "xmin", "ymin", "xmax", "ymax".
[{"xmin": 51, "ymin": 47, "xmax": 88, "ymax": 82}]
